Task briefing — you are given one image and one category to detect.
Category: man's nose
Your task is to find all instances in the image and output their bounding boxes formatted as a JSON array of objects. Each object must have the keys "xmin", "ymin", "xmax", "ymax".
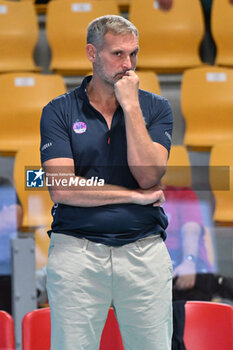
[{"xmin": 122, "ymin": 55, "xmax": 132, "ymax": 70}]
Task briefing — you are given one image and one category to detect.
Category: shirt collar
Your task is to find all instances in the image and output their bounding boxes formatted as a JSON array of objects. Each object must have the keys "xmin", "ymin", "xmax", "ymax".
[{"xmin": 75, "ymin": 75, "xmax": 92, "ymax": 101}]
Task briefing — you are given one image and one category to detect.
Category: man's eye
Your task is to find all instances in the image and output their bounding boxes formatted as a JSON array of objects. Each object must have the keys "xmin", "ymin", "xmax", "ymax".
[{"xmin": 114, "ymin": 52, "xmax": 121, "ymax": 56}]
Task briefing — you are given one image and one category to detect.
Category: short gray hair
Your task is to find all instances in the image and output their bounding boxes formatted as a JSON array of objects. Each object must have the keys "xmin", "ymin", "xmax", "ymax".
[{"xmin": 87, "ymin": 15, "xmax": 138, "ymax": 49}]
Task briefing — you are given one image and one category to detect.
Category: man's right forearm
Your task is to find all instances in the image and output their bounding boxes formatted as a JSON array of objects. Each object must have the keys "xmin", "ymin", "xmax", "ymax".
[
  {"xmin": 49, "ymin": 178, "xmax": 164, "ymax": 207},
  {"xmin": 50, "ymin": 182, "xmax": 133, "ymax": 206},
  {"xmin": 43, "ymin": 159, "xmax": 164, "ymax": 207}
]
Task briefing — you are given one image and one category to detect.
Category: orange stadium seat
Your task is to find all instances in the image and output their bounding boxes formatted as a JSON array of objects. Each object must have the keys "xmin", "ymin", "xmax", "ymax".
[
  {"xmin": 162, "ymin": 145, "xmax": 192, "ymax": 188},
  {"xmin": 0, "ymin": 73, "xmax": 66, "ymax": 155},
  {"xmin": 184, "ymin": 301, "xmax": 233, "ymax": 350},
  {"xmin": 0, "ymin": 311, "xmax": 15, "ymax": 350},
  {"xmin": 14, "ymin": 144, "xmax": 54, "ymax": 230},
  {"xmin": 129, "ymin": 0, "xmax": 204, "ymax": 73},
  {"xmin": 181, "ymin": 66, "xmax": 233, "ymax": 150},
  {"xmin": 46, "ymin": 0, "xmax": 119, "ymax": 75},
  {"xmin": 23, "ymin": 0, "xmax": 126, "ymax": 15},
  {"xmin": 0, "ymin": 0, "xmax": 40, "ymax": 73},
  {"xmin": 211, "ymin": 0, "xmax": 233, "ymax": 67},
  {"xmin": 136, "ymin": 71, "xmax": 161, "ymax": 95},
  {"xmin": 209, "ymin": 140, "xmax": 233, "ymax": 225}
]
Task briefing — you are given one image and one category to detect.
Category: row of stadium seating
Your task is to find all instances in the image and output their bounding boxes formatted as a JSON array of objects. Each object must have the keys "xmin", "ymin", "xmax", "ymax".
[
  {"xmin": 0, "ymin": 67, "xmax": 232, "ymax": 225},
  {"xmin": 0, "ymin": 67, "xmax": 232, "ymax": 155},
  {"xmin": 1, "ymin": 302, "xmax": 233, "ymax": 350},
  {"xmin": 0, "ymin": 0, "xmax": 233, "ymax": 74},
  {"xmin": 13, "ymin": 142, "xmax": 233, "ymax": 233}
]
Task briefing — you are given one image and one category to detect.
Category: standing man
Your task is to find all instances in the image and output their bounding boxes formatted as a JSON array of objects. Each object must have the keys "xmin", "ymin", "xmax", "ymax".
[{"xmin": 40, "ymin": 15, "xmax": 173, "ymax": 350}]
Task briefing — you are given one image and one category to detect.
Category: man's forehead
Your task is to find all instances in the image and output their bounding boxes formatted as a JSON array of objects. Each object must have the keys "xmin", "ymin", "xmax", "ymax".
[{"xmin": 103, "ymin": 31, "xmax": 139, "ymax": 49}]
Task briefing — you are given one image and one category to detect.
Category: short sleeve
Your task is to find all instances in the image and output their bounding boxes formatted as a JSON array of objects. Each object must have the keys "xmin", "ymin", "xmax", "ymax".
[
  {"xmin": 148, "ymin": 98, "xmax": 173, "ymax": 153},
  {"xmin": 40, "ymin": 100, "xmax": 73, "ymax": 164}
]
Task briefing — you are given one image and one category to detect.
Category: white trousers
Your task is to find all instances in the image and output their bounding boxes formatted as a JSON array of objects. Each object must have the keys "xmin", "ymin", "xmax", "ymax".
[{"xmin": 47, "ymin": 233, "xmax": 173, "ymax": 350}]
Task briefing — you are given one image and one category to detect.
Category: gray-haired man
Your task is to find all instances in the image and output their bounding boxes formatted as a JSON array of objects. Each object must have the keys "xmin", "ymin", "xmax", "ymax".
[{"xmin": 41, "ymin": 15, "xmax": 173, "ymax": 350}]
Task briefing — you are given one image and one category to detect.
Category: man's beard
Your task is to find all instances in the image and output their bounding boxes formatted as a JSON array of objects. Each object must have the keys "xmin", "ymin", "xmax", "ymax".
[{"xmin": 94, "ymin": 56, "xmax": 136, "ymax": 86}]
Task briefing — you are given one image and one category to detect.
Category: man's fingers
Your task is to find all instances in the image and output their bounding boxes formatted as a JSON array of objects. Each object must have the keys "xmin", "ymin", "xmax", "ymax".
[
  {"xmin": 153, "ymin": 196, "xmax": 165, "ymax": 206},
  {"xmin": 125, "ymin": 70, "xmax": 135, "ymax": 76}
]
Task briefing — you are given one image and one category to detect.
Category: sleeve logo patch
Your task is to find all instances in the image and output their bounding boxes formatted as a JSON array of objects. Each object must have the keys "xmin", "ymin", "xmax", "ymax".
[{"xmin": 41, "ymin": 142, "xmax": 52, "ymax": 152}]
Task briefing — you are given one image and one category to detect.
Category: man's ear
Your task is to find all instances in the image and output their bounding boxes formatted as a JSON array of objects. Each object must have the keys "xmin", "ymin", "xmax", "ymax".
[{"xmin": 86, "ymin": 44, "xmax": 97, "ymax": 63}]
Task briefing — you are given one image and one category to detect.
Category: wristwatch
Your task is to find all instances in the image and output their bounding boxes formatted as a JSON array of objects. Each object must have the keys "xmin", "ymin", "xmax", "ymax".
[{"xmin": 184, "ymin": 254, "xmax": 197, "ymax": 263}]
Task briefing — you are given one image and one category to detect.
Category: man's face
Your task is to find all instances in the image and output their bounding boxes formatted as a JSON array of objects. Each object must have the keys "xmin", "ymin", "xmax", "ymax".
[{"xmin": 94, "ymin": 31, "xmax": 139, "ymax": 86}]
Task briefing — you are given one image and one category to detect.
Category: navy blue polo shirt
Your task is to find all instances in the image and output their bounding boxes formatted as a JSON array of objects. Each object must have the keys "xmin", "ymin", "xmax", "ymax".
[{"xmin": 40, "ymin": 76, "xmax": 173, "ymax": 246}]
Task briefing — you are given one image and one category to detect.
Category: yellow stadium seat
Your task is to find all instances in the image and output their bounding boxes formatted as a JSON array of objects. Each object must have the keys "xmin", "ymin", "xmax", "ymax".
[
  {"xmin": 129, "ymin": 0, "xmax": 204, "ymax": 73},
  {"xmin": 0, "ymin": 1, "xmax": 40, "ymax": 73},
  {"xmin": 136, "ymin": 71, "xmax": 161, "ymax": 95},
  {"xmin": 181, "ymin": 66, "xmax": 233, "ymax": 150},
  {"xmin": 211, "ymin": 0, "xmax": 233, "ymax": 67},
  {"xmin": 162, "ymin": 145, "xmax": 192, "ymax": 187},
  {"xmin": 23, "ymin": 0, "xmax": 127, "ymax": 15},
  {"xmin": 209, "ymin": 140, "xmax": 233, "ymax": 225},
  {"xmin": 46, "ymin": 0, "xmax": 119, "ymax": 75},
  {"xmin": 0, "ymin": 73, "xmax": 66, "ymax": 155},
  {"xmin": 14, "ymin": 145, "xmax": 54, "ymax": 230}
]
